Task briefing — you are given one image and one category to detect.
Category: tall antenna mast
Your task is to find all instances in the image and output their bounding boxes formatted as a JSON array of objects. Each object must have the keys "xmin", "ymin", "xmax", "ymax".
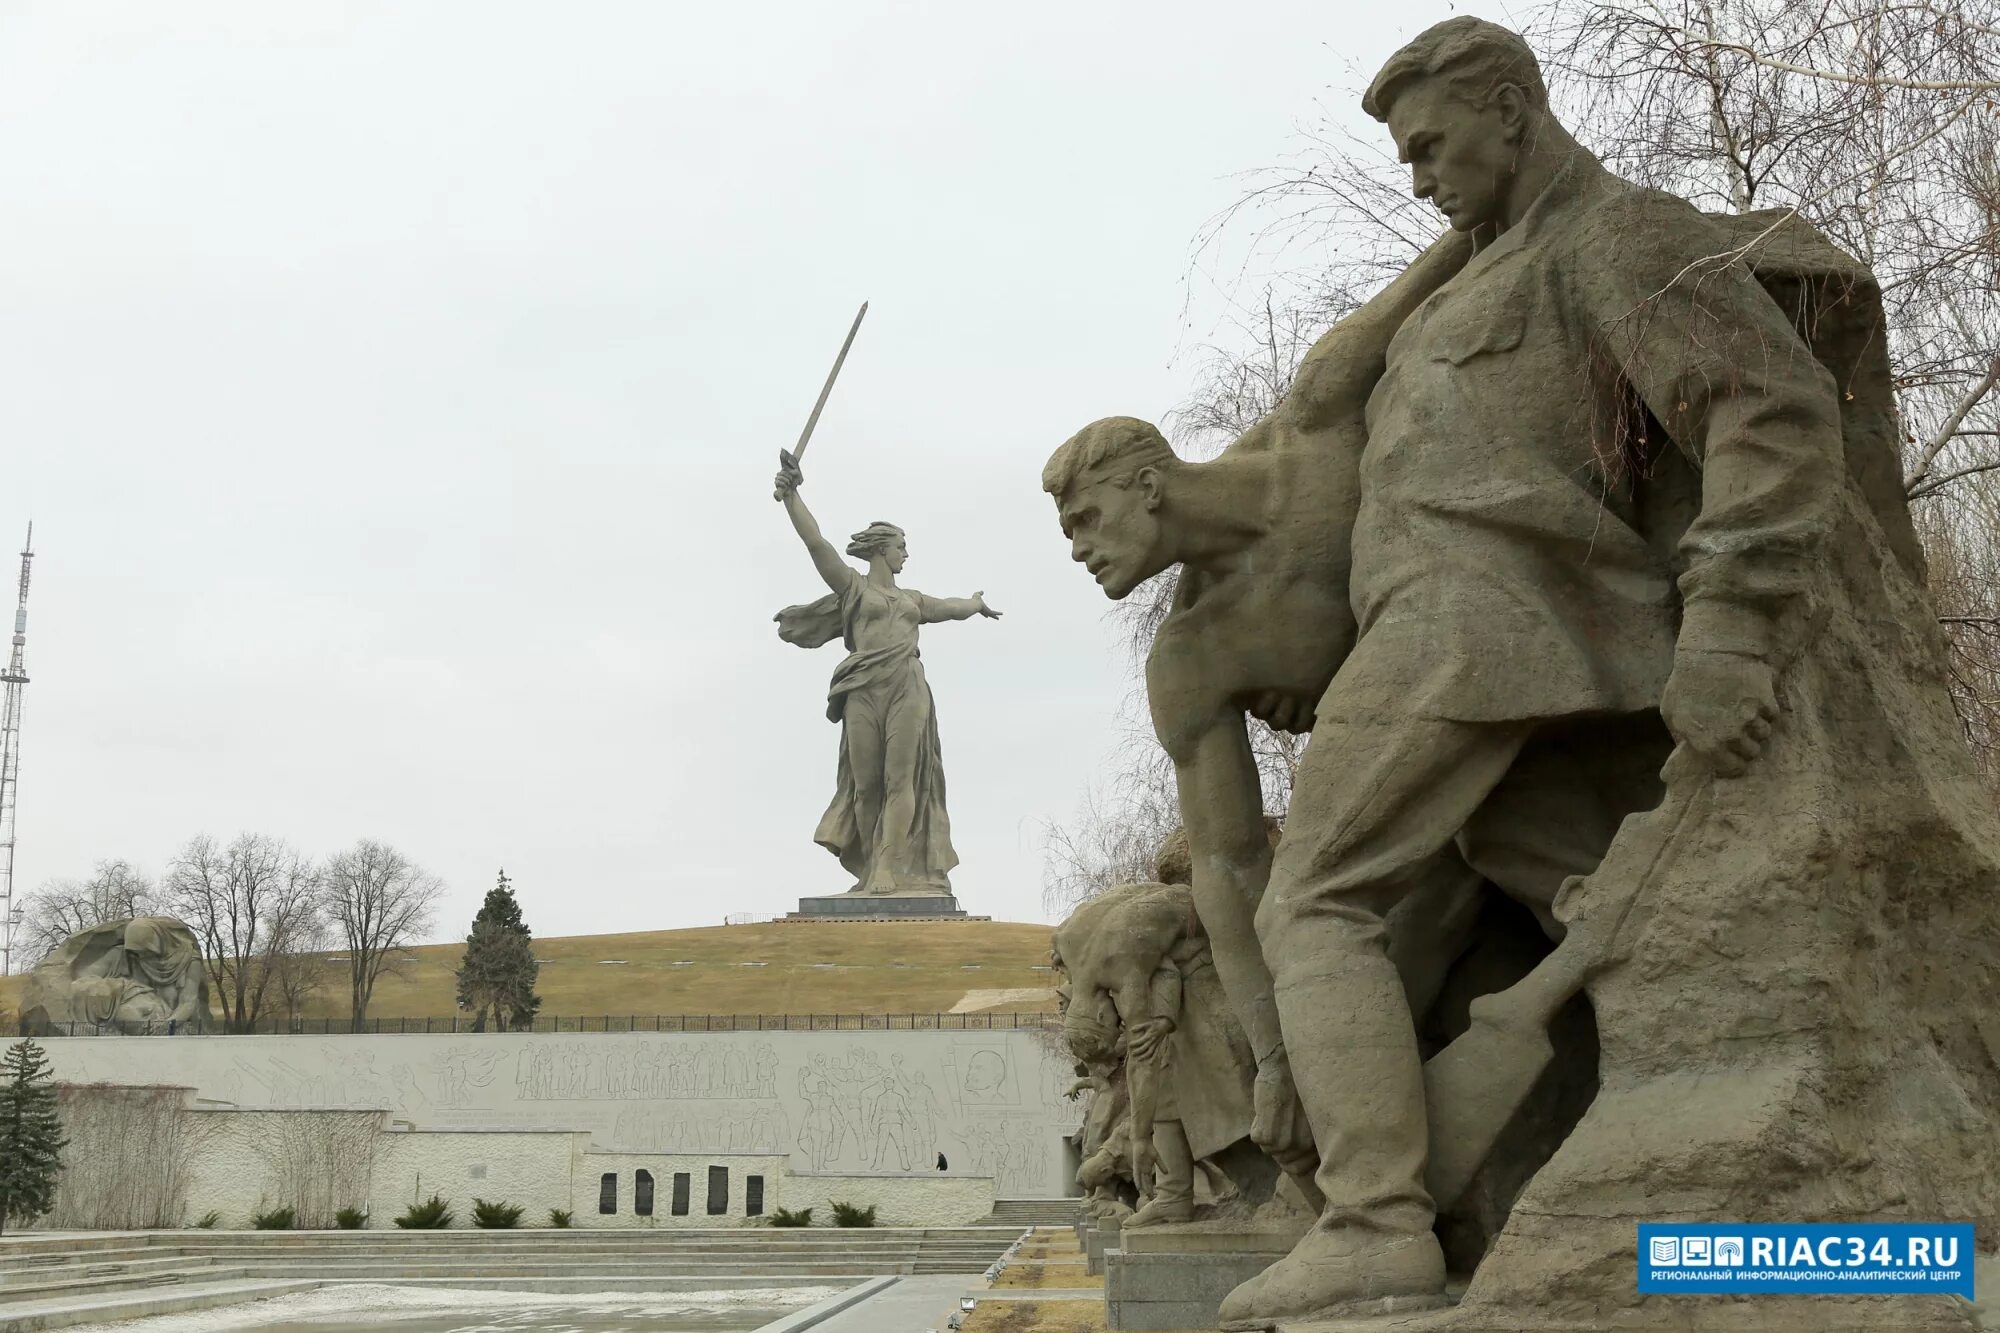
[{"xmin": 0, "ymin": 524, "xmax": 33, "ymax": 974}]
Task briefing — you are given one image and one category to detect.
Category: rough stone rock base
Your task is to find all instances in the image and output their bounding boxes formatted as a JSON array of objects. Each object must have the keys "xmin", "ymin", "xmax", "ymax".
[
  {"xmin": 1427, "ymin": 490, "xmax": 2000, "ymax": 1331},
  {"xmin": 1105, "ymin": 1226, "xmax": 1302, "ymax": 1330}
]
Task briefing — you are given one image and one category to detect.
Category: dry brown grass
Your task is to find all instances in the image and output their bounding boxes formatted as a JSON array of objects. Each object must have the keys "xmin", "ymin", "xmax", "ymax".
[
  {"xmin": 1, "ymin": 919, "xmax": 1059, "ymax": 1024},
  {"xmin": 960, "ymin": 1299, "xmax": 1108, "ymax": 1333},
  {"xmin": 992, "ymin": 1262, "xmax": 1098, "ymax": 1290}
]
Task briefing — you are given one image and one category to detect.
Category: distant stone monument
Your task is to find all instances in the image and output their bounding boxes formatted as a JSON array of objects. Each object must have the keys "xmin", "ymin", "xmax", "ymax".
[
  {"xmin": 22, "ymin": 917, "xmax": 212, "ymax": 1034},
  {"xmin": 773, "ymin": 448, "xmax": 998, "ymax": 919},
  {"xmin": 1047, "ymin": 17, "xmax": 2000, "ymax": 1331}
]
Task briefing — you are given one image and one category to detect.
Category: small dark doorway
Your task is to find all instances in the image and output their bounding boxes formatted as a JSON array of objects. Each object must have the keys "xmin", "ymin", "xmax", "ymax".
[
  {"xmin": 635, "ymin": 1169, "xmax": 655, "ymax": 1216},
  {"xmin": 706, "ymin": 1165, "xmax": 729, "ymax": 1215}
]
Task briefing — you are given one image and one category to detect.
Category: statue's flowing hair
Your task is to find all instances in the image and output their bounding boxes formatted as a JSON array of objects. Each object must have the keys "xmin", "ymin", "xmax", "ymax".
[{"xmin": 844, "ymin": 521, "xmax": 905, "ymax": 560}]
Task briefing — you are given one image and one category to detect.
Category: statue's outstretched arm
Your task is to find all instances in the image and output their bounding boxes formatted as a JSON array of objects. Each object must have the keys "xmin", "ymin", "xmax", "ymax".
[
  {"xmin": 918, "ymin": 591, "xmax": 1002, "ymax": 622},
  {"xmin": 774, "ymin": 449, "xmax": 854, "ymax": 594}
]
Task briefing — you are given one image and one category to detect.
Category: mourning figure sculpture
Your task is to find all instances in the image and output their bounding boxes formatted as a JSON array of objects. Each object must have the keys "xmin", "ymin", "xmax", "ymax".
[{"xmin": 23, "ymin": 917, "xmax": 211, "ymax": 1034}]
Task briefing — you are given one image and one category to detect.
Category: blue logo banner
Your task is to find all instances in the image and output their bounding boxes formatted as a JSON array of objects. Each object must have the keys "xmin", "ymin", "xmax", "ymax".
[{"xmin": 1638, "ymin": 1224, "xmax": 1974, "ymax": 1299}]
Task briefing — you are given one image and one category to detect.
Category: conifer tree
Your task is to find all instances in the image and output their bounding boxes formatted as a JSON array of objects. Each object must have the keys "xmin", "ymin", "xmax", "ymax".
[
  {"xmin": 0, "ymin": 1038, "xmax": 67, "ymax": 1235},
  {"xmin": 454, "ymin": 869, "xmax": 541, "ymax": 1031}
]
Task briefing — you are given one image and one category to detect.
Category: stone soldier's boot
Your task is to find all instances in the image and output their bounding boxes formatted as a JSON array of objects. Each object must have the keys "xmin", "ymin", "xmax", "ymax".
[
  {"xmin": 1219, "ymin": 955, "xmax": 1449, "ymax": 1328},
  {"xmin": 1125, "ymin": 1120, "xmax": 1196, "ymax": 1227}
]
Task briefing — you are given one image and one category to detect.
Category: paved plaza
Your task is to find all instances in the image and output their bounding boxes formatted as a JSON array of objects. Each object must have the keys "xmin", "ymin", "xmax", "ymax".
[{"xmin": 51, "ymin": 1285, "xmax": 821, "ymax": 1332}]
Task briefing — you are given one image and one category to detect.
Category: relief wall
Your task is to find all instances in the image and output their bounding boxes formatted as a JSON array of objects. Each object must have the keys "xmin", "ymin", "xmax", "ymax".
[{"xmin": 41, "ymin": 1028, "xmax": 1083, "ymax": 1197}]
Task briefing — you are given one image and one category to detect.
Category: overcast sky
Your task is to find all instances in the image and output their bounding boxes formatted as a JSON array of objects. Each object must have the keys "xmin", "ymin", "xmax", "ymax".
[{"xmin": 0, "ymin": 0, "xmax": 1509, "ymax": 943}]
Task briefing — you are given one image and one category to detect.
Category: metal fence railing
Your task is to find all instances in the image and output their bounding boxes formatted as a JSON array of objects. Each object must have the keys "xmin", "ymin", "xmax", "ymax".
[{"xmin": 22, "ymin": 1011, "xmax": 1061, "ymax": 1038}]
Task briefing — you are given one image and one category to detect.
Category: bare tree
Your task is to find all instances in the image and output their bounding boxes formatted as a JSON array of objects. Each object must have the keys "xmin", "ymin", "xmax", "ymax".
[
  {"xmin": 267, "ymin": 910, "xmax": 335, "ymax": 1027},
  {"xmin": 1532, "ymin": 0, "xmax": 2000, "ymax": 770},
  {"xmin": 14, "ymin": 860, "xmax": 155, "ymax": 968},
  {"xmin": 163, "ymin": 834, "xmax": 321, "ymax": 1033},
  {"xmin": 320, "ymin": 840, "xmax": 444, "ymax": 1026},
  {"xmin": 1041, "ymin": 756, "xmax": 1182, "ymax": 918}
]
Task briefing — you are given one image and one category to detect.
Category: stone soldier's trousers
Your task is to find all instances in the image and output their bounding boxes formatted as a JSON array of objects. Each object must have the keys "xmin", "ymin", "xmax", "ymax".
[{"xmin": 1254, "ymin": 687, "xmax": 1669, "ymax": 1238}]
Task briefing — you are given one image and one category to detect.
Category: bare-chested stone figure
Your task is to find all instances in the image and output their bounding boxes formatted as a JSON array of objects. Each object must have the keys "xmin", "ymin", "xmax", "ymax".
[{"xmin": 1042, "ymin": 234, "xmax": 1481, "ymax": 1201}]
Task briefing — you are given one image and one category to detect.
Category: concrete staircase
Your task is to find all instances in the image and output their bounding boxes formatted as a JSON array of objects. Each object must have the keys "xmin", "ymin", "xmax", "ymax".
[
  {"xmin": 0, "ymin": 1226, "xmax": 1027, "ymax": 1332},
  {"xmin": 984, "ymin": 1198, "xmax": 1081, "ymax": 1228}
]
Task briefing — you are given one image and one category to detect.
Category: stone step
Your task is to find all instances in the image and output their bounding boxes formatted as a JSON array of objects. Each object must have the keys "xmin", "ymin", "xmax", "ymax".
[
  {"xmin": 988, "ymin": 1199, "xmax": 1080, "ymax": 1218},
  {"xmin": 0, "ymin": 1248, "xmax": 1000, "ymax": 1280},
  {"xmin": 293, "ymin": 1275, "xmax": 862, "ymax": 1293},
  {"xmin": 210, "ymin": 1259, "xmax": 984, "ymax": 1279},
  {"xmin": 98, "ymin": 1226, "xmax": 1015, "ymax": 1248},
  {"xmin": 0, "ymin": 1278, "xmax": 318, "ymax": 1333},
  {"xmin": 0, "ymin": 1264, "xmax": 242, "ymax": 1304},
  {"xmin": 0, "ymin": 1255, "xmax": 197, "ymax": 1286},
  {"xmin": 1, "ymin": 1237, "xmax": 1002, "ymax": 1254},
  {"xmin": 0, "ymin": 1236, "xmax": 156, "ymax": 1263},
  {"xmin": 0, "ymin": 1249, "xmax": 1009, "ymax": 1276},
  {"xmin": 0, "ymin": 1244, "xmax": 1015, "ymax": 1275},
  {"xmin": 143, "ymin": 1242, "xmax": 1011, "ymax": 1259}
]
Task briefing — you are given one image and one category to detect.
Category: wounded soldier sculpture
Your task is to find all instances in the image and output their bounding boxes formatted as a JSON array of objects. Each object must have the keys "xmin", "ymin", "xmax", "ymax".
[{"xmin": 1049, "ymin": 16, "xmax": 2000, "ymax": 1332}]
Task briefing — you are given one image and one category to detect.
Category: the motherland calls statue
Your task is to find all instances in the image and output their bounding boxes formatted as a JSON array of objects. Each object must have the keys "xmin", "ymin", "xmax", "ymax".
[
  {"xmin": 22, "ymin": 917, "xmax": 211, "ymax": 1034},
  {"xmin": 773, "ymin": 450, "xmax": 999, "ymax": 895},
  {"xmin": 1049, "ymin": 16, "xmax": 2000, "ymax": 1332}
]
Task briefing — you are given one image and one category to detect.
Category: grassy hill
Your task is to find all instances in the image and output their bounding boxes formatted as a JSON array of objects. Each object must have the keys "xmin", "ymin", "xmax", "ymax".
[{"xmin": 2, "ymin": 919, "xmax": 1061, "ymax": 1026}]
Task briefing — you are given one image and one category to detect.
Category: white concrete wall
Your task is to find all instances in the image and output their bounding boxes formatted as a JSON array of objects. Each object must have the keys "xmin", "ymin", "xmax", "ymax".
[
  {"xmin": 370, "ymin": 1129, "xmax": 585, "ymax": 1229},
  {"xmin": 562, "ymin": 1153, "xmax": 996, "ymax": 1228},
  {"xmin": 777, "ymin": 1172, "xmax": 995, "ymax": 1227},
  {"xmin": 40, "ymin": 1086, "xmax": 996, "ymax": 1231},
  {"xmin": 179, "ymin": 1108, "xmax": 387, "ymax": 1229},
  {"xmin": 38, "ymin": 1028, "xmax": 1083, "ymax": 1196}
]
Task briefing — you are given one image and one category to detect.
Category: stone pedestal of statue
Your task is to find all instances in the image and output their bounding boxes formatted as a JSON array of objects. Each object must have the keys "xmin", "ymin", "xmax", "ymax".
[
  {"xmin": 1105, "ymin": 1222, "xmax": 1310, "ymax": 1331},
  {"xmin": 786, "ymin": 893, "xmax": 974, "ymax": 920},
  {"xmin": 1084, "ymin": 1214, "xmax": 1120, "ymax": 1276}
]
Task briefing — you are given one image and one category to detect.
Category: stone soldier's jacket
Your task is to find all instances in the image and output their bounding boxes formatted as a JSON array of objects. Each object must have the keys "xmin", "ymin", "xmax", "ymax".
[{"xmin": 1350, "ymin": 149, "xmax": 1845, "ymax": 724}]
